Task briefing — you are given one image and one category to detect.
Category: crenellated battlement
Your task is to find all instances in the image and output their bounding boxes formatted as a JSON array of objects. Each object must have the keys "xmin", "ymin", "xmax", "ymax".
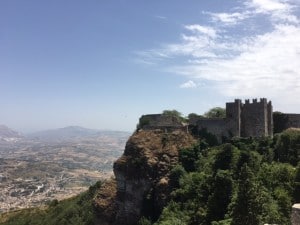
[{"xmin": 244, "ymin": 98, "xmax": 267, "ymax": 105}]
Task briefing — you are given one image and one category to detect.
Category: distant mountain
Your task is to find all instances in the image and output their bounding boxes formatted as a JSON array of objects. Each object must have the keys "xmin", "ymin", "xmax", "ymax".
[
  {"xmin": 0, "ymin": 125, "xmax": 23, "ymax": 139},
  {"xmin": 27, "ymin": 126, "xmax": 130, "ymax": 141}
]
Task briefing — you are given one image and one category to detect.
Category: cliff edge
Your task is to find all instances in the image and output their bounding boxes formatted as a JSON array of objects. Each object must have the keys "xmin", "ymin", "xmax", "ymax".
[{"xmin": 112, "ymin": 129, "xmax": 196, "ymax": 225}]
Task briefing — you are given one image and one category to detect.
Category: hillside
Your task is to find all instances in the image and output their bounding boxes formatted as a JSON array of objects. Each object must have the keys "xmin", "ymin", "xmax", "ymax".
[
  {"xmin": 1, "ymin": 128, "xmax": 300, "ymax": 225},
  {"xmin": 0, "ymin": 125, "xmax": 23, "ymax": 140},
  {"xmin": 0, "ymin": 127, "xmax": 130, "ymax": 213}
]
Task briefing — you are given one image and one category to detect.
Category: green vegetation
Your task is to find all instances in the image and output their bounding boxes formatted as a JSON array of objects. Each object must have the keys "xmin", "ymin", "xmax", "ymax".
[
  {"xmin": 162, "ymin": 110, "xmax": 186, "ymax": 122},
  {"xmin": 204, "ymin": 107, "xmax": 226, "ymax": 118},
  {"xmin": 150, "ymin": 129, "xmax": 300, "ymax": 225},
  {"xmin": 0, "ymin": 181, "xmax": 102, "ymax": 225},
  {"xmin": 274, "ymin": 128, "xmax": 300, "ymax": 166},
  {"xmin": 162, "ymin": 107, "xmax": 225, "ymax": 122},
  {"xmin": 162, "ymin": 110, "xmax": 183, "ymax": 118}
]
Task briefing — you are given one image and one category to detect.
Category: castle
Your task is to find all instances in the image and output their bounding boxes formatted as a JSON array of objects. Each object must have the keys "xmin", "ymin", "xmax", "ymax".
[{"xmin": 139, "ymin": 98, "xmax": 300, "ymax": 142}]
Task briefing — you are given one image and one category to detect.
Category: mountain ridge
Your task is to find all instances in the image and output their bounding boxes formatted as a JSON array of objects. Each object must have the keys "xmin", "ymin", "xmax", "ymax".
[
  {"xmin": 26, "ymin": 126, "xmax": 130, "ymax": 141},
  {"xmin": 0, "ymin": 125, "xmax": 23, "ymax": 139}
]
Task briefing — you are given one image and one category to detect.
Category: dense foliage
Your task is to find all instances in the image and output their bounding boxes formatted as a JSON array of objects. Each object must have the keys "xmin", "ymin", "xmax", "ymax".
[
  {"xmin": 204, "ymin": 107, "xmax": 226, "ymax": 118},
  {"xmin": 149, "ymin": 129, "xmax": 300, "ymax": 225},
  {"xmin": 0, "ymin": 181, "xmax": 102, "ymax": 225},
  {"xmin": 162, "ymin": 110, "xmax": 186, "ymax": 122}
]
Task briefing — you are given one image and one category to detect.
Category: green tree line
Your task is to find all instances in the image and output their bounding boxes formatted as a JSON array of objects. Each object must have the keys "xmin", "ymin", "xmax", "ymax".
[{"xmin": 140, "ymin": 129, "xmax": 300, "ymax": 225}]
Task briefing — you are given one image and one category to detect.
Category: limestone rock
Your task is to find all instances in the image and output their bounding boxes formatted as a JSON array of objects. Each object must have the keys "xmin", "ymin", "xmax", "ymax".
[{"xmin": 113, "ymin": 129, "xmax": 196, "ymax": 225}]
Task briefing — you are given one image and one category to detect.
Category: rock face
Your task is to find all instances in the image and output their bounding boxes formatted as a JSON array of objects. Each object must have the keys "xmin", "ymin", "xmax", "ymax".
[
  {"xmin": 93, "ymin": 180, "xmax": 118, "ymax": 225},
  {"xmin": 113, "ymin": 129, "xmax": 196, "ymax": 225},
  {"xmin": 291, "ymin": 204, "xmax": 300, "ymax": 225}
]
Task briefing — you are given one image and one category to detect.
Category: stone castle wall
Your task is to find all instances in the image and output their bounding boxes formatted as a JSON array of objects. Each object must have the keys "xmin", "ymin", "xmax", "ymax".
[
  {"xmin": 195, "ymin": 98, "xmax": 273, "ymax": 140},
  {"xmin": 285, "ymin": 114, "xmax": 300, "ymax": 129},
  {"xmin": 138, "ymin": 114, "xmax": 186, "ymax": 132},
  {"xmin": 195, "ymin": 118, "xmax": 228, "ymax": 142},
  {"xmin": 138, "ymin": 98, "xmax": 299, "ymax": 140}
]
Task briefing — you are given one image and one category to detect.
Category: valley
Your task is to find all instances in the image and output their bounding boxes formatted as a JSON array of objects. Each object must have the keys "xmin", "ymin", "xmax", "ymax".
[{"xmin": 0, "ymin": 128, "xmax": 130, "ymax": 213}]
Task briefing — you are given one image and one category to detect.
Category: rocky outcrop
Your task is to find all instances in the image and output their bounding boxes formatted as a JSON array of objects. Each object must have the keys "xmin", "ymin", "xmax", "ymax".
[
  {"xmin": 93, "ymin": 180, "xmax": 118, "ymax": 224},
  {"xmin": 113, "ymin": 129, "xmax": 196, "ymax": 225}
]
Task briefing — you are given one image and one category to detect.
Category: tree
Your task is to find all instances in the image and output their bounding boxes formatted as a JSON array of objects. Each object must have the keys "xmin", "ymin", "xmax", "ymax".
[
  {"xmin": 179, "ymin": 144, "xmax": 202, "ymax": 172},
  {"xmin": 231, "ymin": 165, "xmax": 262, "ymax": 225},
  {"xmin": 273, "ymin": 187, "xmax": 292, "ymax": 224},
  {"xmin": 162, "ymin": 110, "xmax": 186, "ymax": 122},
  {"xmin": 169, "ymin": 165, "xmax": 186, "ymax": 190},
  {"xmin": 213, "ymin": 144, "xmax": 239, "ymax": 172},
  {"xmin": 274, "ymin": 129, "xmax": 300, "ymax": 166},
  {"xmin": 188, "ymin": 113, "xmax": 203, "ymax": 121},
  {"xmin": 206, "ymin": 170, "xmax": 233, "ymax": 223},
  {"xmin": 204, "ymin": 107, "xmax": 226, "ymax": 118},
  {"xmin": 162, "ymin": 110, "xmax": 183, "ymax": 118}
]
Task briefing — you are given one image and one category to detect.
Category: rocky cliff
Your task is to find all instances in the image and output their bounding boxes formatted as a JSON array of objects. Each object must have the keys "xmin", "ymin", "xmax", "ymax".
[{"xmin": 112, "ymin": 129, "xmax": 196, "ymax": 225}]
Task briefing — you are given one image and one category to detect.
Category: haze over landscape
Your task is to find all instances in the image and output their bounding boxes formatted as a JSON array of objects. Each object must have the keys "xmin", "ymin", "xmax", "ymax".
[{"xmin": 1, "ymin": 0, "xmax": 300, "ymax": 133}]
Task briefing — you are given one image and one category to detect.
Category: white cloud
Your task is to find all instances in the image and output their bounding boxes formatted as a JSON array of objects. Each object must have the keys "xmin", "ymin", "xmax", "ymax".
[
  {"xmin": 184, "ymin": 24, "xmax": 217, "ymax": 38},
  {"xmin": 180, "ymin": 80, "xmax": 197, "ymax": 88},
  {"xmin": 245, "ymin": 0, "xmax": 299, "ymax": 23},
  {"xmin": 135, "ymin": 0, "xmax": 300, "ymax": 107},
  {"xmin": 208, "ymin": 12, "xmax": 250, "ymax": 25},
  {"xmin": 171, "ymin": 23, "xmax": 300, "ymax": 101},
  {"xmin": 248, "ymin": 0, "xmax": 290, "ymax": 12}
]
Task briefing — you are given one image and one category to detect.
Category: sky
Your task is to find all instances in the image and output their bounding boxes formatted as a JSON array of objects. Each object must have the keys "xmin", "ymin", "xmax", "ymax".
[{"xmin": 1, "ymin": 0, "xmax": 300, "ymax": 133}]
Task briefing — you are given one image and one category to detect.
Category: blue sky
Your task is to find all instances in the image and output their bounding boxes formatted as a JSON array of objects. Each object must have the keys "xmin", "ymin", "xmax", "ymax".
[{"xmin": 1, "ymin": 0, "xmax": 300, "ymax": 133}]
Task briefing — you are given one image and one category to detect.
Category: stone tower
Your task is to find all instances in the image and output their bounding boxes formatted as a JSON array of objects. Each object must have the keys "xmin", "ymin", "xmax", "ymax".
[
  {"xmin": 226, "ymin": 99, "xmax": 242, "ymax": 137},
  {"xmin": 240, "ymin": 98, "xmax": 273, "ymax": 137}
]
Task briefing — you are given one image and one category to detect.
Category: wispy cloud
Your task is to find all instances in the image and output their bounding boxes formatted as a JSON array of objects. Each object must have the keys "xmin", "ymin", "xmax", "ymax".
[
  {"xmin": 174, "ymin": 24, "xmax": 300, "ymax": 97},
  {"xmin": 184, "ymin": 24, "xmax": 217, "ymax": 38},
  {"xmin": 206, "ymin": 11, "xmax": 250, "ymax": 25},
  {"xmin": 154, "ymin": 15, "xmax": 167, "ymax": 20},
  {"xmin": 135, "ymin": 0, "xmax": 300, "ymax": 105},
  {"xmin": 180, "ymin": 80, "xmax": 197, "ymax": 88}
]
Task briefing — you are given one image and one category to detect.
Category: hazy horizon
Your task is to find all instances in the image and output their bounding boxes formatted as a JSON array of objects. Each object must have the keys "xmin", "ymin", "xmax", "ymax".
[
  {"xmin": 0, "ymin": 124, "xmax": 132, "ymax": 135},
  {"xmin": 1, "ymin": 0, "xmax": 300, "ymax": 133}
]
